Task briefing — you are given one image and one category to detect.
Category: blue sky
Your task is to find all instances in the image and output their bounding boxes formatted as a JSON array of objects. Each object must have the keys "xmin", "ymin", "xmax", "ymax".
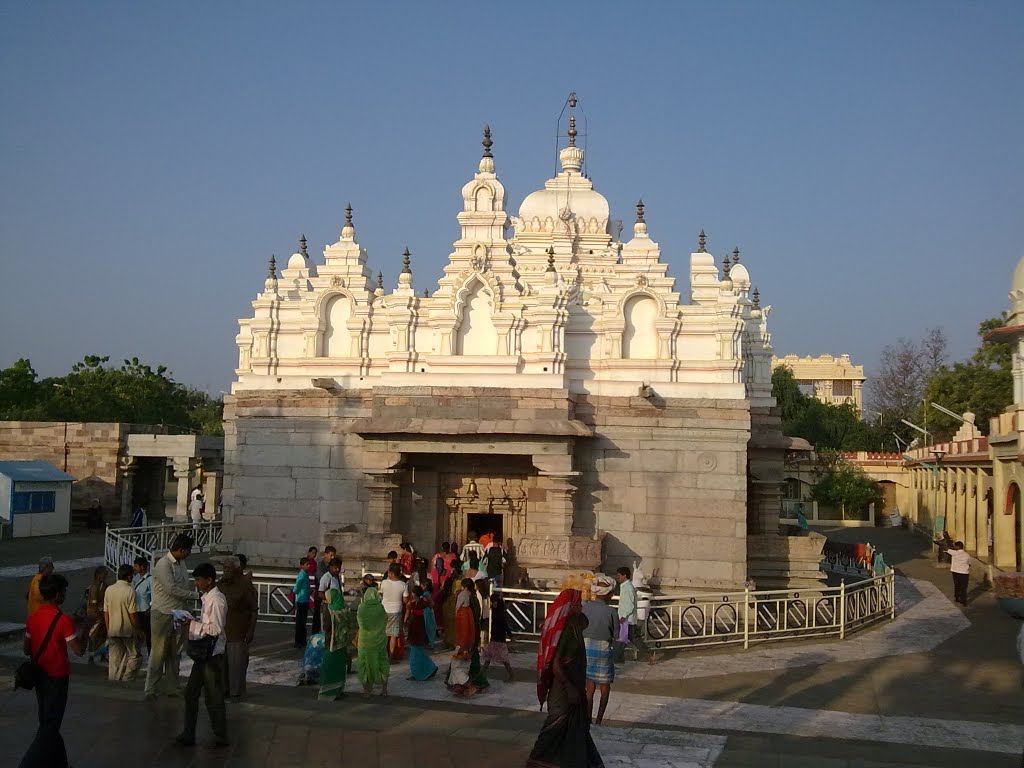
[{"xmin": 1, "ymin": 1, "xmax": 1021, "ymax": 395}]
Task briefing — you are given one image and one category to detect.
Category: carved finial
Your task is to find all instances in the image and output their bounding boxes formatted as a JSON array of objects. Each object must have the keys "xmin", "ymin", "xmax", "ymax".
[
  {"xmin": 344, "ymin": 203, "xmax": 353, "ymax": 227},
  {"xmin": 732, "ymin": 247, "xmax": 740, "ymax": 264},
  {"xmin": 299, "ymin": 234, "xmax": 308, "ymax": 257},
  {"xmin": 568, "ymin": 92, "xmax": 577, "ymax": 109},
  {"xmin": 546, "ymin": 246, "xmax": 556, "ymax": 272},
  {"xmin": 722, "ymin": 254, "xmax": 731, "ymax": 277},
  {"xmin": 698, "ymin": 229, "xmax": 706, "ymax": 253},
  {"xmin": 752, "ymin": 287, "xmax": 760, "ymax": 309},
  {"xmin": 635, "ymin": 199, "xmax": 645, "ymax": 224},
  {"xmin": 422, "ymin": 288, "xmax": 430, "ymax": 298},
  {"xmin": 267, "ymin": 254, "xmax": 277, "ymax": 279},
  {"xmin": 568, "ymin": 115, "xmax": 577, "ymax": 147},
  {"xmin": 377, "ymin": 271, "xmax": 384, "ymax": 290},
  {"xmin": 482, "ymin": 124, "xmax": 493, "ymax": 158},
  {"xmin": 401, "ymin": 247, "xmax": 412, "ymax": 274}
]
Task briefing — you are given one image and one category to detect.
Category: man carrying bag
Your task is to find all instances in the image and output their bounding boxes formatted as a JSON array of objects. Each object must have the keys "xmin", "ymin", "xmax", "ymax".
[{"xmin": 17, "ymin": 573, "xmax": 82, "ymax": 768}]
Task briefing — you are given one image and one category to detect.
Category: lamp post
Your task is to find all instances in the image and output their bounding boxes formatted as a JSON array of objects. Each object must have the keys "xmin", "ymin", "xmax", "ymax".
[{"xmin": 930, "ymin": 448, "xmax": 948, "ymax": 560}]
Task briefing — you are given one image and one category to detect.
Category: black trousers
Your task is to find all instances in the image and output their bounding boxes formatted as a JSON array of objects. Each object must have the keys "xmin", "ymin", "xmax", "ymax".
[
  {"xmin": 952, "ymin": 572, "xmax": 969, "ymax": 604},
  {"xmin": 295, "ymin": 601, "xmax": 309, "ymax": 647},
  {"xmin": 311, "ymin": 595, "xmax": 323, "ymax": 634},
  {"xmin": 182, "ymin": 655, "xmax": 227, "ymax": 741},
  {"xmin": 19, "ymin": 674, "xmax": 69, "ymax": 768},
  {"xmin": 137, "ymin": 610, "xmax": 152, "ymax": 651}
]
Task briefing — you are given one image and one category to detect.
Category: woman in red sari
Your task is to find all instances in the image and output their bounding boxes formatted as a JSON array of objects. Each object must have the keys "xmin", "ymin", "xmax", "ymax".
[{"xmin": 526, "ymin": 589, "xmax": 604, "ymax": 768}]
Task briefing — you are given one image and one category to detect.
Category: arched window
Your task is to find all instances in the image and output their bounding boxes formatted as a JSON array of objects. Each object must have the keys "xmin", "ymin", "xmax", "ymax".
[
  {"xmin": 321, "ymin": 295, "xmax": 352, "ymax": 357},
  {"xmin": 622, "ymin": 295, "xmax": 658, "ymax": 359}
]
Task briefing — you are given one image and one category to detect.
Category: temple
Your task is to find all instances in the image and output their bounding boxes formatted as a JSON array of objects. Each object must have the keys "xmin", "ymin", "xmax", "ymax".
[{"xmin": 224, "ymin": 98, "xmax": 798, "ymax": 589}]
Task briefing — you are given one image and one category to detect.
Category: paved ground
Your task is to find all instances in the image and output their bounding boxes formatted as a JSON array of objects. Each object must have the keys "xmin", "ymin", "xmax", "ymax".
[{"xmin": 0, "ymin": 526, "xmax": 1021, "ymax": 767}]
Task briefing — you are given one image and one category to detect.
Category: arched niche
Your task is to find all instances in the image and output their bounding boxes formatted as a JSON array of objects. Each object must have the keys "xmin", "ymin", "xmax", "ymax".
[
  {"xmin": 455, "ymin": 280, "xmax": 497, "ymax": 355},
  {"xmin": 473, "ymin": 185, "xmax": 494, "ymax": 212},
  {"xmin": 321, "ymin": 294, "xmax": 352, "ymax": 357},
  {"xmin": 622, "ymin": 294, "xmax": 658, "ymax": 359}
]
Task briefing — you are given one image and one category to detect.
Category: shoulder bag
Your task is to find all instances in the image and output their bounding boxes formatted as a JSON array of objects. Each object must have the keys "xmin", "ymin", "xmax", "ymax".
[{"xmin": 15, "ymin": 611, "xmax": 62, "ymax": 690}]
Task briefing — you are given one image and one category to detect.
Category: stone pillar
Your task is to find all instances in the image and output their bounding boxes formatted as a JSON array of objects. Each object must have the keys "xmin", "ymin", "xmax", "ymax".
[
  {"xmin": 119, "ymin": 456, "xmax": 136, "ymax": 526},
  {"xmin": 172, "ymin": 457, "xmax": 193, "ymax": 522},
  {"xmin": 539, "ymin": 472, "xmax": 578, "ymax": 536},
  {"xmin": 202, "ymin": 469, "xmax": 222, "ymax": 521},
  {"xmin": 365, "ymin": 470, "xmax": 399, "ymax": 534}
]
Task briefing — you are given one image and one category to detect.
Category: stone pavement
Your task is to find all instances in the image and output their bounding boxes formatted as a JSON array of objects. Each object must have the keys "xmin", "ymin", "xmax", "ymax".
[{"xmin": 0, "ymin": 525, "xmax": 1022, "ymax": 767}]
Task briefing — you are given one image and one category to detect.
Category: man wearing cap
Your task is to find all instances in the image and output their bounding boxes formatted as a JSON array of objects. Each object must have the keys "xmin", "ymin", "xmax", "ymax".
[
  {"xmin": 582, "ymin": 574, "xmax": 619, "ymax": 725},
  {"xmin": 145, "ymin": 534, "xmax": 200, "ymax": 699},
  {"xmin": 26, "ymin": 556, "xmax": 54, "ymax": 620}
]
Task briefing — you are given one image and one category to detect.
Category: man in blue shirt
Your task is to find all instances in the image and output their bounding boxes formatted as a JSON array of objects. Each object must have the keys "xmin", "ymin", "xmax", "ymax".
[
  {"xmin": 132, "ymin": 556, "xmax": 153, "ymax": 654},
  {"xmin": 613, "ymin": 567, "xmax": 656, "ymax": 665}
]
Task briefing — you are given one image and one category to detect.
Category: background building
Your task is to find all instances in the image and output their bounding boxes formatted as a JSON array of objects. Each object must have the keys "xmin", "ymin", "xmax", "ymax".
[
  {"xmin": 772, "ymin": 354, "xmax": 866, "ymax": 414},
  {"xmin": 0, "ymin": 460, "xmax": 74, "ymax": 538}
]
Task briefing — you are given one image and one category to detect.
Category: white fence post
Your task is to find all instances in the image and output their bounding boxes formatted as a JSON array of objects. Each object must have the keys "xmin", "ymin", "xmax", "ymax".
[
  {"xmin": 838, "ymin": 580, "xmax": 846, "ymax": 639},
  {"xmin": 743, "ymin": 585, "xmax": 750, "ymax": 649},
  {"xmin": 888, "ymin": 568, "xmax": 896, "ymax": 619}
]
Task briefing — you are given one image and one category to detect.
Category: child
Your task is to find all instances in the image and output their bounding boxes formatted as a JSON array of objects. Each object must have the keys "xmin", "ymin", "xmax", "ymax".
[
  {"xmin": 481, "ymin": 594, "xmax": 514, "ymax": 682},
  {"xmin": 293, "ymin": 556, "xmax": 312, "ymax": 648}
]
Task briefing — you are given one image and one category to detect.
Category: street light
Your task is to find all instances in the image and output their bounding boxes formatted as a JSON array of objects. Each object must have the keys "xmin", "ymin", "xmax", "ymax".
[{"xmin": 930, "ymin": 402, "xmax": 966, "ymax": 424}]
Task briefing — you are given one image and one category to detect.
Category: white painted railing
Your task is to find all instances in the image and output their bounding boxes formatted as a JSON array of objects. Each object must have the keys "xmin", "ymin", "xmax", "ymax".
[
  {"xmin": 104, "ymin": 520, "xmax": 224, "ymax": 571},
  {"xmin": 498, "ymin": 567, "xmax": 895, "ymax": 650}
]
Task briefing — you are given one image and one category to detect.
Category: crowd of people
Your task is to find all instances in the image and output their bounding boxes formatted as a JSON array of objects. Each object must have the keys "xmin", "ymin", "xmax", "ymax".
[
  {"xmin": 19, "ymin": 527, "xmax": 653, "ymax": 768},
  {"xmin": 18, "ymin": 533, "xmax": 258, "ymax": 766}
]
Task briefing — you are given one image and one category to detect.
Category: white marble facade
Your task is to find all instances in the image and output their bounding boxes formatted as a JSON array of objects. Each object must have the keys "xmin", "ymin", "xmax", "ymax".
[{"xmin": 227, "ymin": 102, "xmax": 781, "ymax": 588}]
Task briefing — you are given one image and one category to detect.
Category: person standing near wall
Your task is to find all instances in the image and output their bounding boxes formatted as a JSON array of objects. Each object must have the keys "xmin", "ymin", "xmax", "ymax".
[
  {"xmin": 613, "ymin": 567, "xmax": 656, "ymax": 665},
  {"xmin": 312, "ymin": 546, "xmax": 335, "ymax": 635},
  {"xmin": 146, "ymin": 535, "xmax": 198, "ymax": 700}
]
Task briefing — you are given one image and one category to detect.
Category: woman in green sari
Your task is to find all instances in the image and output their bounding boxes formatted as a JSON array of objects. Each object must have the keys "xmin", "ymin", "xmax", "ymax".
[
  {"xmin": 356, "ymin": 586, "xmax": 390, "ymax": 696},
  {"xmin": 319, "ymin": 588, "xmax": 355, "ymax": 701}
]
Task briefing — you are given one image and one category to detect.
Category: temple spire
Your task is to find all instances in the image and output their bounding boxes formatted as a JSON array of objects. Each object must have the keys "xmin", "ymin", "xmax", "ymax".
[
  {"xmin": 546, "ymin": 246, "xmax": 556, "ymax": 272},
  {"xmin": 722, "ymin": 254, "xmax": 731, "ymax": 277},
  {"xmin": 635, "ymin": 199, "xmax": 645, "ymax": 223},
  {"xmin": 732, "ymin": 247, "xmax": 741, "ymax": 265},
  {"xmin": 377, "ymin": 271, "xmax": 384, "ymax": 290},
  {"xmin": 299, "ymin": 234, "xmax": 308, "ymax": 257},
  {"xmin": 752, "ymin": 287, "xmax": 760, "ymax": 309},
  {"xmin": 698, "ymin": 229, "xmax": 706, "ymax": 253},
  {"xmin": 482, "ymin": 124, "xmax": 493, "ymax": 158},
  {"xmin": 401, "ymin": 247, "xmax": 412, "ymax": 274},
  {"xmin": 345, "ymin": 203, "xmax": 353, "ymax": 227},
  {"xmin": 567, "ymin": 114, "xmax": 577, "ymax": 147},
  {"xmin": 267, "ymin": 254, "xmax": 277, "ymax": 279}
]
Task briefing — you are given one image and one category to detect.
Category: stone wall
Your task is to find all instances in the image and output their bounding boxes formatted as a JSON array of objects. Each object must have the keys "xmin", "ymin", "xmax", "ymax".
[
  {"xmin": 0, "ymin": 421, "xmax": 163, "ymax": 517},
  {"xmin": 225, "ymin": 387, "xmax": 751, "ymax": 588},
  {"xmin": 574, "ymin": 394, "xmax": 750, "ymax": 590}
]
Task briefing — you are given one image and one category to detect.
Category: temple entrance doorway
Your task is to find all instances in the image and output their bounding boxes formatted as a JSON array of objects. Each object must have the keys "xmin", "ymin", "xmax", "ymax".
[
  {"xmin": 466, "ymin": 512, "xmax": 503, "ymax": 543},
  {"xmin": 392, "ymin": 453, "xmax": 534, "ymax": 555}
]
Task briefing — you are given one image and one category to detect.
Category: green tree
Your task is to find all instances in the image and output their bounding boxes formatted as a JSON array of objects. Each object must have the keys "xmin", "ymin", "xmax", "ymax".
[
  {"xmin": 810, "ymin": 451, "xmax": 882, "ymax": 516},
  {"xmin": 919, "ymin": 315, "xmax": 1013, "ymax": 440},
  {"xmin": 0, "ymin": 358, "xmax": 46, "ymax": 419},
  {"xmin": 0, "ymin": 356, "xmax": 223, "ymax": 435},
  {"xmin": 771, "ymin": 365, "xmax": 886, "ymax": 451}
]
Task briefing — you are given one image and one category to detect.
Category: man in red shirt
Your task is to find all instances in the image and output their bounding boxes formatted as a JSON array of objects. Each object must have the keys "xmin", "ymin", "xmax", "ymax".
[{"xmin": 19, "ymin": 572, "xmax": 81, "ymax": 768}]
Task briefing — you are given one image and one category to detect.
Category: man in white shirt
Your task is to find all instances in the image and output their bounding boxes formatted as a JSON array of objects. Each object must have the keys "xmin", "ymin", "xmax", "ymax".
[
  {"xmin": 146, "ymin": 534, "xmax": 200, "ymax": 699},
  {"xmin": 946, "ymin": 540, "xmax": 971, "ymax": 605},
  {"xmin": 460, "ymin": 533, "xmax": 485, "ymax": 568},
  {"xmin": 176, "ymin": 561, "xmax": 228, "ymax": 748},
  {"xmin": 103, "ymin": 563, "xmax": 138, "ymax": 682},
  {"xmin": 381, "ymin": 563, "xmax": 409, "ymax": 660}
]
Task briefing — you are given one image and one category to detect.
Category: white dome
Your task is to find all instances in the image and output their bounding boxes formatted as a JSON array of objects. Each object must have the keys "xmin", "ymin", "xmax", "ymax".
[
  {"xmin": 287, "ymin": 251, "xmax": 307, "ymax": 270},
  {"xmin": 518, "ymin": 186, "xmax": 610, "ymax": 229}
]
